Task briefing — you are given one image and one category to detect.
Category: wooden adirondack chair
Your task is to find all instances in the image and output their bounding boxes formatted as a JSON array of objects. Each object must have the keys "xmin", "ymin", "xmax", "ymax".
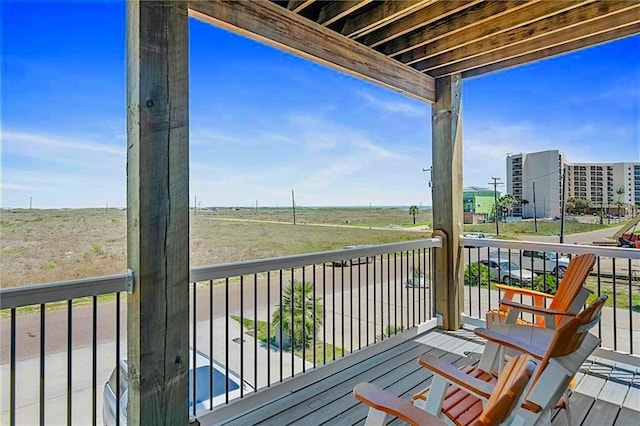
[
  {"xmin": 413, "ymin": 295, "xmax": 607, "ymax": 426},
  {"xmin": 353, "ymin": 354, "xmax": 535, "ymax": 426},
  {"xmin": 486, "ymin": 253, "xmax": 596, "ymax": 329}
]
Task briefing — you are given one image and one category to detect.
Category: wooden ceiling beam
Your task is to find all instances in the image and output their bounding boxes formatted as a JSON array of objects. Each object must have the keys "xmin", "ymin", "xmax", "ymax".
[
  {"xmin": 188, "ymin": 0, "xmax": 435, "ymax": 103},
  {"xmin": 416, "ymin": 0, "xmax": 635, "ymax": 72},
  {"xmin": 362, "ymin": 0, "xmax": 482, "ymax": 48},
  {"xmin": 287, "ymin": 0, "xmax": 315, "ymax": 13},
  {"xmin": 376, "ymin": 0, "xmax": 538, "ymax": 57},
  {"xmin": 316, "ymin": 0, "xmax": 373, "ymax": 27},
  {"xmin": 462, "ymin": 23, "xmax": 640, "ymax": 79},
  {"xmin": 428, "ymin": 6, "xmax": 640, "ymax": 77},
  {"xmin": 339, "ymin": 0, "xmax": 435, "ymax": 38},
  {"xmin": 398, "ymin": 0, "xmax": 592, "ymax": 65}
]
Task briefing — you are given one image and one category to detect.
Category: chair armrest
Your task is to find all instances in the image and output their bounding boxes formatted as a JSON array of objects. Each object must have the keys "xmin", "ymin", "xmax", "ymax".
[
  {"xmin": 353, "ymin": 383, "xmax": 443, "ymax": 425},
  {"xmin": 418, "ymin": 354, "xmax": 494, "ymax": 399},
  {"xmin": 499, "ymin": 299, "xmax": 578, "ymax": 317},
  {"xmin": 474, "ymin": 327, "xmax": 546, "ymax": 360},
  {"xmin": 495, "ymin": 284, "xmax": 555, "ymax": 300}
]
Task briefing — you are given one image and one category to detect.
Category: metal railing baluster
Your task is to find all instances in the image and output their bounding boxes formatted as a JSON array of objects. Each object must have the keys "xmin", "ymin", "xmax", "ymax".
[
  {"xmin": 67, "ymin": 300, "xmax": 72, "ymax": 426},
  {"xmin": 40, "ymin": 304, "xmax": 46, "ymax": 426}
]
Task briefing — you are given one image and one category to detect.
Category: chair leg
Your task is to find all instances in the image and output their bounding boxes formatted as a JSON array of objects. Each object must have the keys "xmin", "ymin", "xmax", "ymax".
[
  {"xmin": 364, "ymin": 407, "xmax": 390, "ymax": 426},
  {"xmin": 563, "ymin": 390, "xmax": 572, "ymax": 425}
]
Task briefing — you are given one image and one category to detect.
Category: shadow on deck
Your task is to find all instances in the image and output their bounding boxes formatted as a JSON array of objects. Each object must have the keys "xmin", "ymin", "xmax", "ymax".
[{"xmin": 199, "ymin": 328, "xmax": 639, "ymax": 426}]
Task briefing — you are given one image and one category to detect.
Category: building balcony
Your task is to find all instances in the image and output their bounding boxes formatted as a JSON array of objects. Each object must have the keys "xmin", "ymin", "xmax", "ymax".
[{"xmin": 2, "ymin": 239, "xmax": 638, "ymax": 425}]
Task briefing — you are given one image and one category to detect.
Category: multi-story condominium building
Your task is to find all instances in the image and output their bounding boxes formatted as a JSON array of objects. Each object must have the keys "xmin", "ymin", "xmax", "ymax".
[
  {"xmin": 506, "ymin": 150, "xmax": 639, "ymax": 218},
  {"xmin": 506, "ymin": 150, "xmax": 566, "ymax": 219},
  {"xmin": 566, "ymin": 162, "xmax": 638, "ymax": 210}
]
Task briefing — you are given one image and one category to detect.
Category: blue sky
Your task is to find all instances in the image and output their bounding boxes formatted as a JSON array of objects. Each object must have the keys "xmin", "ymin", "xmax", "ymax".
[{"xmin": 2, "ymin": 1, "xmax": 639, "ymax": 209}]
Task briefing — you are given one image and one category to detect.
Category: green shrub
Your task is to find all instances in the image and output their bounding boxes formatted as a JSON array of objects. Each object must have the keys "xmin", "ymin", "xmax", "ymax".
[
  {"xmin": 532, "ymin": 274, "xmax": 557, "ymax": 295},
  {"xmin": 465, "ymin": 263, "xmax": 490, "ymax": 287}
]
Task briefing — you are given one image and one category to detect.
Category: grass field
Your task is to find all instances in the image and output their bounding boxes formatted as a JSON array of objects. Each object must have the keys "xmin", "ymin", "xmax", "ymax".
[
  {"xmin": 464, "ymin": 220, "xmax": 618, "ymax": 237},
  {"xmin": 1, "ymin": 207, "xmax": 621, "ymax": 288},
  {"xmin": 0, "ymin": 208, "xmax": 432, "ymax": 287}
]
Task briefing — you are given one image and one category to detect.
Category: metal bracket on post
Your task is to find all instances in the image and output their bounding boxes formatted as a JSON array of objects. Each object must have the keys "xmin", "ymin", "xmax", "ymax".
[{"xmin": 125, "ymin": 269, "xmax": 135, "ymax": 293}]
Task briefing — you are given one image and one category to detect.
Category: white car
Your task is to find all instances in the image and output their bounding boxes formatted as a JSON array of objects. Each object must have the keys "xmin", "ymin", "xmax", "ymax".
[
  {"xmin": 480, "ymin": 258, "xmax": 536, "ymax": 285},
  {"xmin": 103, "ymin": 350, "xmax": 249, "ymax": 425},
  {"xmin": 520, "ymin": 250, "xmax": 570, "ymax": 278},
  {"xmin": 464, "ymin": 232, "xmax": 487, "ymax": 239}
]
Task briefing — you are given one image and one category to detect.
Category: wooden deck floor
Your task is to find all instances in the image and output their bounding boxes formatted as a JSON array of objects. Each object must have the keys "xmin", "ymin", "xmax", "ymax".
[{"xmin": 205, "ymin": 329, "xmax": 639, "ymax": 426}]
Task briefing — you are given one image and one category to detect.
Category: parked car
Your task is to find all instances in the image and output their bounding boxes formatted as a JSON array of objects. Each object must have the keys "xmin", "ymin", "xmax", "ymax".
[
  {"xmin": 332, "ymin": 245, "xmax": 374, "ymax": 266},
  {"xmin": 103, "ymin": 349, "xmax": 249, "ymax": 425},
  {"xmin": 520, "ymin": 250, "xmax": 570, "ymax": 278},
  {"xmin": 479, "ymin": 257, "xmax": 536, "ymax": 285},
  {"xmin": 464, "ymin": 232, "xmax": 487, "ymax": 239}
]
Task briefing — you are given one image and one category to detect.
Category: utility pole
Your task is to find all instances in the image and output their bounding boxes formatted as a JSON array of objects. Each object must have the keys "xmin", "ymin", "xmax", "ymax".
[
  {"xmin": 533, "ymin": 182, "xmax": 538, "ymax": 233},
  {"xmin": 29, "ymin": 197, "xmax": 32, "ymax": 213},
  {"xmin": 560, "ymin": 167, "xmax": 566, "ymax": 243},
  {"xmin": 291, "ymin": 189, "xmax": 296, "ymax": 225},
  {"xmin": 194, "ymin": 194, "xmax": 197, "ymax": 217},
  {"xmin": 488, "ymin": 177, "xmax": 503, "ymax": 236},
  {"xmin": 600, "ymin": 195, "xmax": 604, "ymax": 225}
]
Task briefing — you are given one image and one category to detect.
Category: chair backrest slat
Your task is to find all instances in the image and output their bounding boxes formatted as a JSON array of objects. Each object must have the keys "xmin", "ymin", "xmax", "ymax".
[
  {"xmin": 472, "ymin": 355, "xmax": 535, "ymax": 426},
  {"xmin": 548, "ymin": 253, "xmax": 596, "ymax": 327}
]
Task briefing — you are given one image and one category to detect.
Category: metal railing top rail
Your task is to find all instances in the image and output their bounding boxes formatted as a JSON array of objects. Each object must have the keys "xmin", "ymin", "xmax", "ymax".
[
  {"xmin": 1, "ymin": 239, "xmax": 442, "ymax": 310},
  {"xmin": 0, "ymin": 270, "xmax": 133, "ymax": 310},
  {"xmin": 190, "ymin": 238, "xmax": 442, "ymax": 283},
  {"xmin": 460, "ymin": 237, "xmax": 640, "ymax": 259}
]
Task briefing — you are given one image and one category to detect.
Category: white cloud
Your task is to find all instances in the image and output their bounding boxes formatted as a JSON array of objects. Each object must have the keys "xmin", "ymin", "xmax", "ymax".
[
  {"xmin": 2, "ymin": 130, "xmax": 124, "ymax": 156},
  {"xmin": 356, "ymin": 90, "xmax": 427, "ymax": 117}
]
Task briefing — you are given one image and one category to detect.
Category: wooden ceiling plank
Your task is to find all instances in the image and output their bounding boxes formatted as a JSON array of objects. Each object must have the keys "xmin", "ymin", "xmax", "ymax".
[
  {"xmin": 362, "ymin": 0, "xmax": 482, "ymax": 48},
  {"xmin": 399, "ymin": 0, "xmax": 593, "ymax": 65},
  {"xmin": 339, "ymin": 0, "xmax": 436, "ymax": 38},
  {"xmin": 188, "ymin": 0, "xmax": 435, "ymax": 103},
  {"xmin": 462, "ymin": 23, "xmax": 640, "ymax": 79},
  {"xmin": 287, "ymin": 1, "xmax": 315, "ymax": 13},
  {"xmin": 428, "ymin": 8, "xmax": 640, "ymax": 77},
  {"xmin": 317, "ymin": 0, "xmax": 373, "ymax": 27},
  {"xmin": 417, "ymin": 0, "xmax": 636, "ymax": 71},
  {"xmin": 377, "ymin": 0, "xmax": 539, "ymax": 57}
]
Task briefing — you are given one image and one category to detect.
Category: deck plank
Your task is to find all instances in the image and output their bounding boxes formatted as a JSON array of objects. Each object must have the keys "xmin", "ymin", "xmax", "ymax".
[
  {"xmin": 614, "ymin": 407, "xmax": 640, "ymax": 425},
  {"xmin": 221, "ymin": 339, "xmax": 424, "ymax": 425},
  {"xmin": 206, "ymin": 329, "xmax": 640, "ymax": 426},
  {"xmin": 256, "ymin": 342, "xmax": 443, "ymax": 425},
  {"xmin": 279, "ymin": 345, "xmax": 440, "ymax": 425},
  {"xmin": 551, "ymin": 392, "xmax": 594, "ymax": 426},
  {"xmin": 336, "ymin": 351, "xmax": 475, "ymax": 425},
  {"xmin": 583, "ymin": 399, "xmax": 620, "ymax": 426},
  {"xmin": 575, "ymin": 369, "xmax": 608, "ymax": 398}
]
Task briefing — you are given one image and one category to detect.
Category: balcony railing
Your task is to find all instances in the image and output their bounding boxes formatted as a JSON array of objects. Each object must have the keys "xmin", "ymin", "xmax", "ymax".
[
  {"xmin": 0, "ymin": 272, "xmax": 131, "ymax": 426},
  {"xmin": 186, "ymin": 238, "xmax": 441, "ymax": 417},
  {"xmin": 460, "ymin": 237, "xmax": 640, "ymax": 359},
  {"xmin": 0, "ymin": 239, "xmax": 441, "ymax": 424}
]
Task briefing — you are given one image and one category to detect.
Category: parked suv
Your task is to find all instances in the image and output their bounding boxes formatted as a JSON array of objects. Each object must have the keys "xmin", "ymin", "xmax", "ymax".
[{"xmin": 521, "ymin": 250, "xmax": 570, "ymax": 278}]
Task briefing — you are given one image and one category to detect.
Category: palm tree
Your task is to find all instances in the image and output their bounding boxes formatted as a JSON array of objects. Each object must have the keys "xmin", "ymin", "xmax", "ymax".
[
  {"xmin": 497, "ymin": 194, "xmax": 519, "ymax": 221},
  {"xmin": 272, "ymin": 280, "xmax": 324, "ymax": 350},
  {"xmin": 409, "ymin": 205, "xmax": 419, "ymax": 225}
]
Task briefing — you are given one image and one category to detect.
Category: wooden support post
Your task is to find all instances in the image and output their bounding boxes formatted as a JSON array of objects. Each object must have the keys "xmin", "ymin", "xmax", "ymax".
[
  {"xmin": 431, "ymin": 74, "xmax": 464, "ymax": 330},
  {"xmin": 126, "ymin": 1, "xmax": 189, "ymax": 424}
]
